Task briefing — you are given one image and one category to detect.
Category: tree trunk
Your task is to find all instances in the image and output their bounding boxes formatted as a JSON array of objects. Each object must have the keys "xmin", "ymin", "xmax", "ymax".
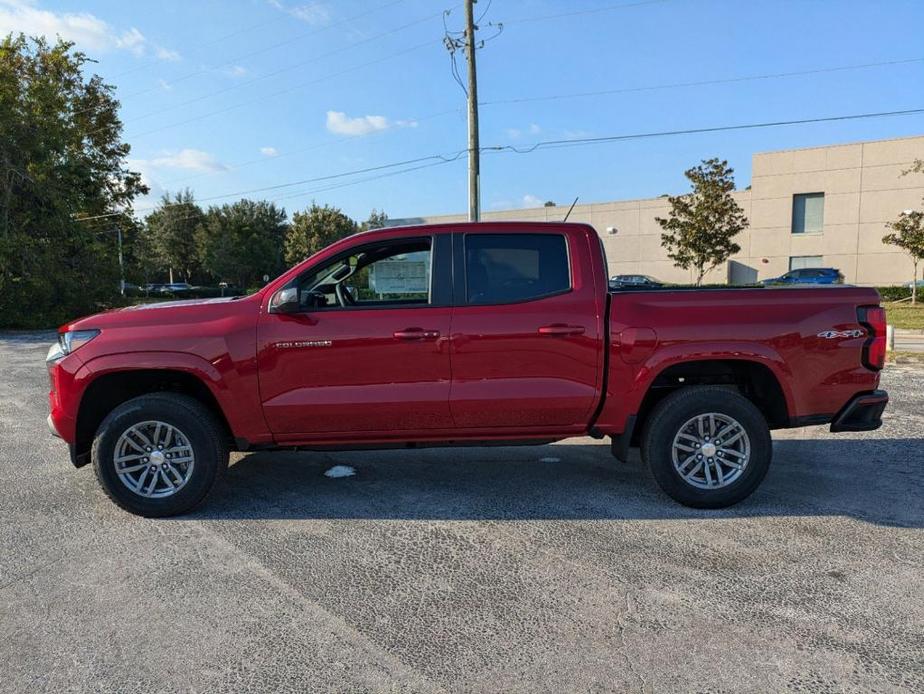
[
  {"xmin": 0, "ymin": 151, "xmax": 11, "ymax": 238},
  {"xmin": 913, "ymin": 260, "xmax": 918, "ymax": 305}
]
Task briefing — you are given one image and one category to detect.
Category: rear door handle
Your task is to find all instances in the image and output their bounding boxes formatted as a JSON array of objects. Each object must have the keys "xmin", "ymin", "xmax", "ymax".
[
  {"xmin": 394, "ymin": 328, "xmax": 441, "ymax": 340},
  {"xmin": 538, "ymin": 324, "xmax": 585, "ymax": 336}
]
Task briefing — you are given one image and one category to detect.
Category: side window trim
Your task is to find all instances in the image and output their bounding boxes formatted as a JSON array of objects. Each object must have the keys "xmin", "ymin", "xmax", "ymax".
[
  {"xmin": 455, "ymin": 231, "xmax": 573, "ymax": 307},
  {"xmin": 286, "ymin": 234, "xmax": 451, "ymax": 312}
]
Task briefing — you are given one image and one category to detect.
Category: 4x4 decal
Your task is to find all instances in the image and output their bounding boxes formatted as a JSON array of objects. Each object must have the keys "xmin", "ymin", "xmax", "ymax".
[{"xmin": 817, "ymin": 329, "xmax": 865, "ymax": 339}]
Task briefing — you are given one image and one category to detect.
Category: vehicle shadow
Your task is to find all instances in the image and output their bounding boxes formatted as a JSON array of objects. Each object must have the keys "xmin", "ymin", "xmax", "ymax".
[{"xmin": 190, "ymin": 437, "xmax": 923, "ymax": 527}]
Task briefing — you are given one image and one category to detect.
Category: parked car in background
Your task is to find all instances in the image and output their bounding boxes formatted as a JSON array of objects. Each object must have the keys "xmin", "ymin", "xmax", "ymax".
[
  {"xmin": 47, "ymin": 222, "xmax": 888, "ymax": 517},
  {"xmin": 761, "ymin": 268, "xmax": 844, "ymax": 286},
  {"xmin": 609, "ymin": 274, "xmax": 663, "ymax": 289},
  {"xmin": 142, "ymin": 283, "xmax": 165, "ymax": 294},
  {"xmin": 158, "ymin": 282, "xmax": 194, "ymax": 295}
]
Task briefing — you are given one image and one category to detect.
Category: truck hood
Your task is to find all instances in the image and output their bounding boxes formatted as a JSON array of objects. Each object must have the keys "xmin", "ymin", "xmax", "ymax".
[
  {"xmin": 119, "ymin": 297, "xmax": 240, "ymax": 311},
  {"xmin": 61, "ymin": 295, "xmax": 259, "ymax": 332}
]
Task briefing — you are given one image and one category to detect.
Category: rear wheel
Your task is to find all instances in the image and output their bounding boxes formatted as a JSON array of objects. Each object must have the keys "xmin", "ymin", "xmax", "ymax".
[
  {"xmin": 640, "ymin": 386, "xmax": 772, "ymax": 508},
  {"xmin": 92, "ymin": 393, "xmax": 228, "ymax": 517}
]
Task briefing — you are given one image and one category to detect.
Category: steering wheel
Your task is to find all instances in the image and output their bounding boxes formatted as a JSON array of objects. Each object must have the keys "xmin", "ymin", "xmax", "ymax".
[{"xmin": 335, "ymin": 283, "xmax": 356, "ymax": 307}]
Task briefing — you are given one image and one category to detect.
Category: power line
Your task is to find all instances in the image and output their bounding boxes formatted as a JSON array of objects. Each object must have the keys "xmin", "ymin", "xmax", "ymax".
[
  {"xmin": 74, "ymin": 152, "xmax": 469, "ymax": 223},
  {"xmin": 120, "ymin": 6, "xmax": 451, "ymax": 128},
  {"xmin": 505, "ymin": 0, "xmax": 672, "ymax": 24},
  {"xmin": 81, "ymin": 158, "xmax": 466, "ymax": 231},
  {"xmin": 115, "ymin": 0, "xmax": 410, "ymax": 100},
  {"xmin": 124, "ymin": 40, "xmax": 438, "ymax": 140},
  {"xmin": 107, "ymin": 10, "xmax": 301, "ymax": 80},
  {"xmin": 155, "ymin": 56, "xmax": 923, "ymax": 188},
  {"xmin": 481, "ymin": 57, "xmax": 924, "ymax": 107},
  {"xmin": 484, "ymin": 108, "xmax": 924, "ymax": 154},
  {"xmin": 74, "ymin": 106, "xmax": 924, "ymax": 223}
]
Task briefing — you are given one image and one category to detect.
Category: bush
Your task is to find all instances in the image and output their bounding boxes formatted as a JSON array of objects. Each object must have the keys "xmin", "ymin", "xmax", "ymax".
[{"xmin": 877, "ymin": 285, "xmax": 912, "ymax": 302}]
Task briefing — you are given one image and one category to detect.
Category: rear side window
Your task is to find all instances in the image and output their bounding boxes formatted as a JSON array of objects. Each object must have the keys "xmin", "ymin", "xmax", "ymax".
[{"xmin": 465, "ymin": 233, "xmax": 570, "ymax": 305}]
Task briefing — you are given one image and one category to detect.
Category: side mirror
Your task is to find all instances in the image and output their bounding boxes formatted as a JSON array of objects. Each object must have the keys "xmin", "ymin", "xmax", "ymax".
[{"xmin": 269, "ymin": 287, "xmax": 299, "ymax": 313}]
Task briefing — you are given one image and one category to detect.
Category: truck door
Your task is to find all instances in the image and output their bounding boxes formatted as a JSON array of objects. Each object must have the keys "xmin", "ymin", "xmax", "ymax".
[
  {"xmin": 256, "ymin": 233, "xmax": 453, "ymax": 438},
  {"xmin": 448, "ymin": 229, "xmax": 604, "ymax": 431}
]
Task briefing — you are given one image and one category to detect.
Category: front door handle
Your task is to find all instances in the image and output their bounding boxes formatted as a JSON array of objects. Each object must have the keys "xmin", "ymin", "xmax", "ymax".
[
  {"xmin": 394, "ymin": 328, "xmax": 441, "ymax": 340},
  {"xmin": 538, "ymin": 324, "xmax": 585, "ymax": 336}
]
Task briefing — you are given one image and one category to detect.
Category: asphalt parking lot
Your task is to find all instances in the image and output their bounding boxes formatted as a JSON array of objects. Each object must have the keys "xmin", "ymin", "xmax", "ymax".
[{"xmin": 1, "ymin": 332, "xmax": 922, "ymax": 693}]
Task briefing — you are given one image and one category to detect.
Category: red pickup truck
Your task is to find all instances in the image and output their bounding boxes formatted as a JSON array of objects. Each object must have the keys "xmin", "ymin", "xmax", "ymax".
[{"xmin": 47, "ymin": 222, "xmax": 888, "ymax": 516}]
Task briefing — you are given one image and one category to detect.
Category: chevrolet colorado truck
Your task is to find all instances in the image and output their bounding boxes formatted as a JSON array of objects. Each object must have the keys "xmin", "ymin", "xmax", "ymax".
[{"xmin": 47, "ymin": 222, "xmax": 889, "ymax": 516}]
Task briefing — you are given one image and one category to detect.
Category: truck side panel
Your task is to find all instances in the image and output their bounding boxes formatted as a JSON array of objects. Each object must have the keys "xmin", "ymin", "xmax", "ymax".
[{"xmin": 594, "ymin": 287, "xmax": 882, "ymax": 435}]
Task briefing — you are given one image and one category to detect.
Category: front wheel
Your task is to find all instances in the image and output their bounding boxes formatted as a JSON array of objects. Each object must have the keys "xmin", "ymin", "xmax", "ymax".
[
  {"xmin": 92, "ymin": 393, "xmax": 228, "ymax": 517},
  {"xmin": 640, "ymin": 386, "xmax": 772, "ymax": 508}
]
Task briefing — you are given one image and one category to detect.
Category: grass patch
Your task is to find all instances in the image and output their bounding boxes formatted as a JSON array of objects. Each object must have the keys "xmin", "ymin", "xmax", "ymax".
[
  {"xmin": 888, "ymin": 350, "xmax": 924, "ymax": 365},
  {"xmin": 884, "ymin": 302, "xmax": 924, "ymax": 330}
]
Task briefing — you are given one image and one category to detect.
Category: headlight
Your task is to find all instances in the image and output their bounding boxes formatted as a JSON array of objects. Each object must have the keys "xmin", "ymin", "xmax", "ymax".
[{"xmin": 47, "ymin": 329, "xmax": 100, "ymax": 363}]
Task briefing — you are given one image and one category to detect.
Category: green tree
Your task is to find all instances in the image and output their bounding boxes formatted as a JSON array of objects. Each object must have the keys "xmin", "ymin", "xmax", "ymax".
[
  {"xmin": 0, "ymin": 35, "xmax": 147, "ymax": 327},
  {"xmin": 284, "ymin": 203, "xmax": 356, "ymax": 265},
  {"xmin": 360, "ymin": 208, "xmax": 388, "ymax": 231},
  {"xmin": 145, "ymin": 190, "xmax": 204, "ymax": 283},
  {"xmin": 903, "ymin": 159, "xmax": 924, "ymax": 177},
  {"xmin": 198, "ymin": 199, "xmax": 288, "ymax": 289},
  {"xmin": 882, "ymin": 210, "xmax": 924, "ymax": 304},
  {"xmin": 655, "ymin": 158, "xmax": 748, "ymax": 285}
]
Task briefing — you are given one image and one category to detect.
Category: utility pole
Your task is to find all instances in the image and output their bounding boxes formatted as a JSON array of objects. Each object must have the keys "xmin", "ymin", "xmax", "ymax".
[
  {"xmin": 116, "ymin": 226, "xmax": 125, "ymax": 296},
  {"xmin": 464, "ymin": 0, "xmax": 480, "ymax": 222}
]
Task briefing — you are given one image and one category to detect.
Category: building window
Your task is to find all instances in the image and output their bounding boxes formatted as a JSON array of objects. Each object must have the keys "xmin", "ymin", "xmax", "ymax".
[
  {"xmin": 789, "ymin": 255, "xmax": 823, "ymax": 271},
  {"xmin": 792, "ymin": 193, "xmax": 824, "ymax": 234}
]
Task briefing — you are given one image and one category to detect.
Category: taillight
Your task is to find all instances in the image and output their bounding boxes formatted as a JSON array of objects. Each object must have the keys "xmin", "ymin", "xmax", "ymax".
[{"xmin": 858, "ymin": 305, "xmax": 886, "ymax": 371}]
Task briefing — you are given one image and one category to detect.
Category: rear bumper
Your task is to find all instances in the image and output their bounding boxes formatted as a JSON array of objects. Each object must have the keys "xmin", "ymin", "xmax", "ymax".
[
  {"xmin": 47, "ymin": 414, "xmax": 61, "ymax": 439},
  {"xmin": 830, "ymin": 390, "xmax": 888, "ymax": 432}
]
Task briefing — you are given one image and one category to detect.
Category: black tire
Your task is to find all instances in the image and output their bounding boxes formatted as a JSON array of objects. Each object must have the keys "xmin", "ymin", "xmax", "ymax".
[
  {"xmin": 640, "ymin": 386, "xmax": 772, "ymax": 509},
  {"xmin": 92, "ymin": 393, "xmax": 229, "ymax": 517}
]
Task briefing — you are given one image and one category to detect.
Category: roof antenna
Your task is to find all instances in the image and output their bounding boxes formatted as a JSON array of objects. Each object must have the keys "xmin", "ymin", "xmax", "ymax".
[{"xmin": 562, "ymin": 196, "xmax": 579, "ymax": 222}]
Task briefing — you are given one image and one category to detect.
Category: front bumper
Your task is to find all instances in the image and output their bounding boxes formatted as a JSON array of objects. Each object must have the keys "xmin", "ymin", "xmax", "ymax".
[{"xmin": 830, "ymin": 390, "xmax": 889, "ymax": 432}]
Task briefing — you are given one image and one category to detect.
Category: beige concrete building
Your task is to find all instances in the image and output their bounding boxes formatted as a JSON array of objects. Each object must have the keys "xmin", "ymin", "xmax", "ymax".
[{"xmin": 394, "ymin": 134, "xmax": 924, "ymax": 286}]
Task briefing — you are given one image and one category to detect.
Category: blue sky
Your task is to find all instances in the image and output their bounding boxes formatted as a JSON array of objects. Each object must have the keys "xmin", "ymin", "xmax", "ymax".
[{"xmin": 3, "ymin": 0, "xmax": 923, "ymax": 221}]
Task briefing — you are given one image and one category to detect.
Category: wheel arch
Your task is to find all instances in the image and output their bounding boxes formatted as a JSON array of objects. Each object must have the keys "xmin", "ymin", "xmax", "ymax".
[
  {"xmin": 630, "ymin": 357, "xmax": 791, "ymax": 447},
  {"xmin": 73, "ymin": 366, "xmax": 234, "ymax": 467}
]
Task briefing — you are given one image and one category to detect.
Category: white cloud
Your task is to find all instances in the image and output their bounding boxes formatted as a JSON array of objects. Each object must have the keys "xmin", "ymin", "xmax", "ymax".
[
  {"xmin": 128, "ymin": 149, "xmax": 227, "ymax": 209},
  {"xmin": 226, "ymin": 65, "xmax": 247, "ymax": 77},
  {"xmin": 324, "ymin": 111, "xmax": 418, "ymax": 137},
  {"xmin": 116, "ymin": 27, "xmax": 145, "ymax": 55},
  {"xmin": 506, "ymin": 123, "xmax": 541, "ymax": 140},
  {"xmin": 157, "ymin": 78, "xmax": 172, "ymax": 91},
  {"xmin": 155, "ymin": 46, "xmax": 181, "ymax": 62},
  {"xmin": 0, "ymin": 0, "xmax": 179, "ymax": 61},
  {"xmin": 325, "ymin": 111, "xmax": 389, "ymax": 136},
  {"xmin": 260, "ymin": 146, "xmax": 279, "ymax": 157},
  {"xmin": 149, "ymin": 149, "xmax": 229, "ymax": 173},
  {"xmin": 267, "ymin": 0, "xmax": 330, "ymax": 25},
  {"xmin": 522, "ymin": 194, "xmax": 544, "ymax": 208}
]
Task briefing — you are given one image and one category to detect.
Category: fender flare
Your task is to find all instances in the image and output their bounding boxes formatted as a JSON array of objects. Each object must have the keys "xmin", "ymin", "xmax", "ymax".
[
  {"xmin": 635, "ymin": 341, "xmax": 797, "ymax": 417},
  {"xmin": 72, "ymin": 351, "xmax": 251, "ymax": 448}
]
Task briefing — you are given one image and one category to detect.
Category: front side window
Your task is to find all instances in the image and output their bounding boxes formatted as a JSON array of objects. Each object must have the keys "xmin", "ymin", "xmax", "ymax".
[
  {"xmin": 792, "ymin": 193, "xmax": 824, "ymax": 234},
  {"xmin": 465, "ymin": 233, "xmax": 570, "ymax": 305},
  {"xmin": 295, "ymin": 238, "xmax": 431, "ymax": 310}
]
